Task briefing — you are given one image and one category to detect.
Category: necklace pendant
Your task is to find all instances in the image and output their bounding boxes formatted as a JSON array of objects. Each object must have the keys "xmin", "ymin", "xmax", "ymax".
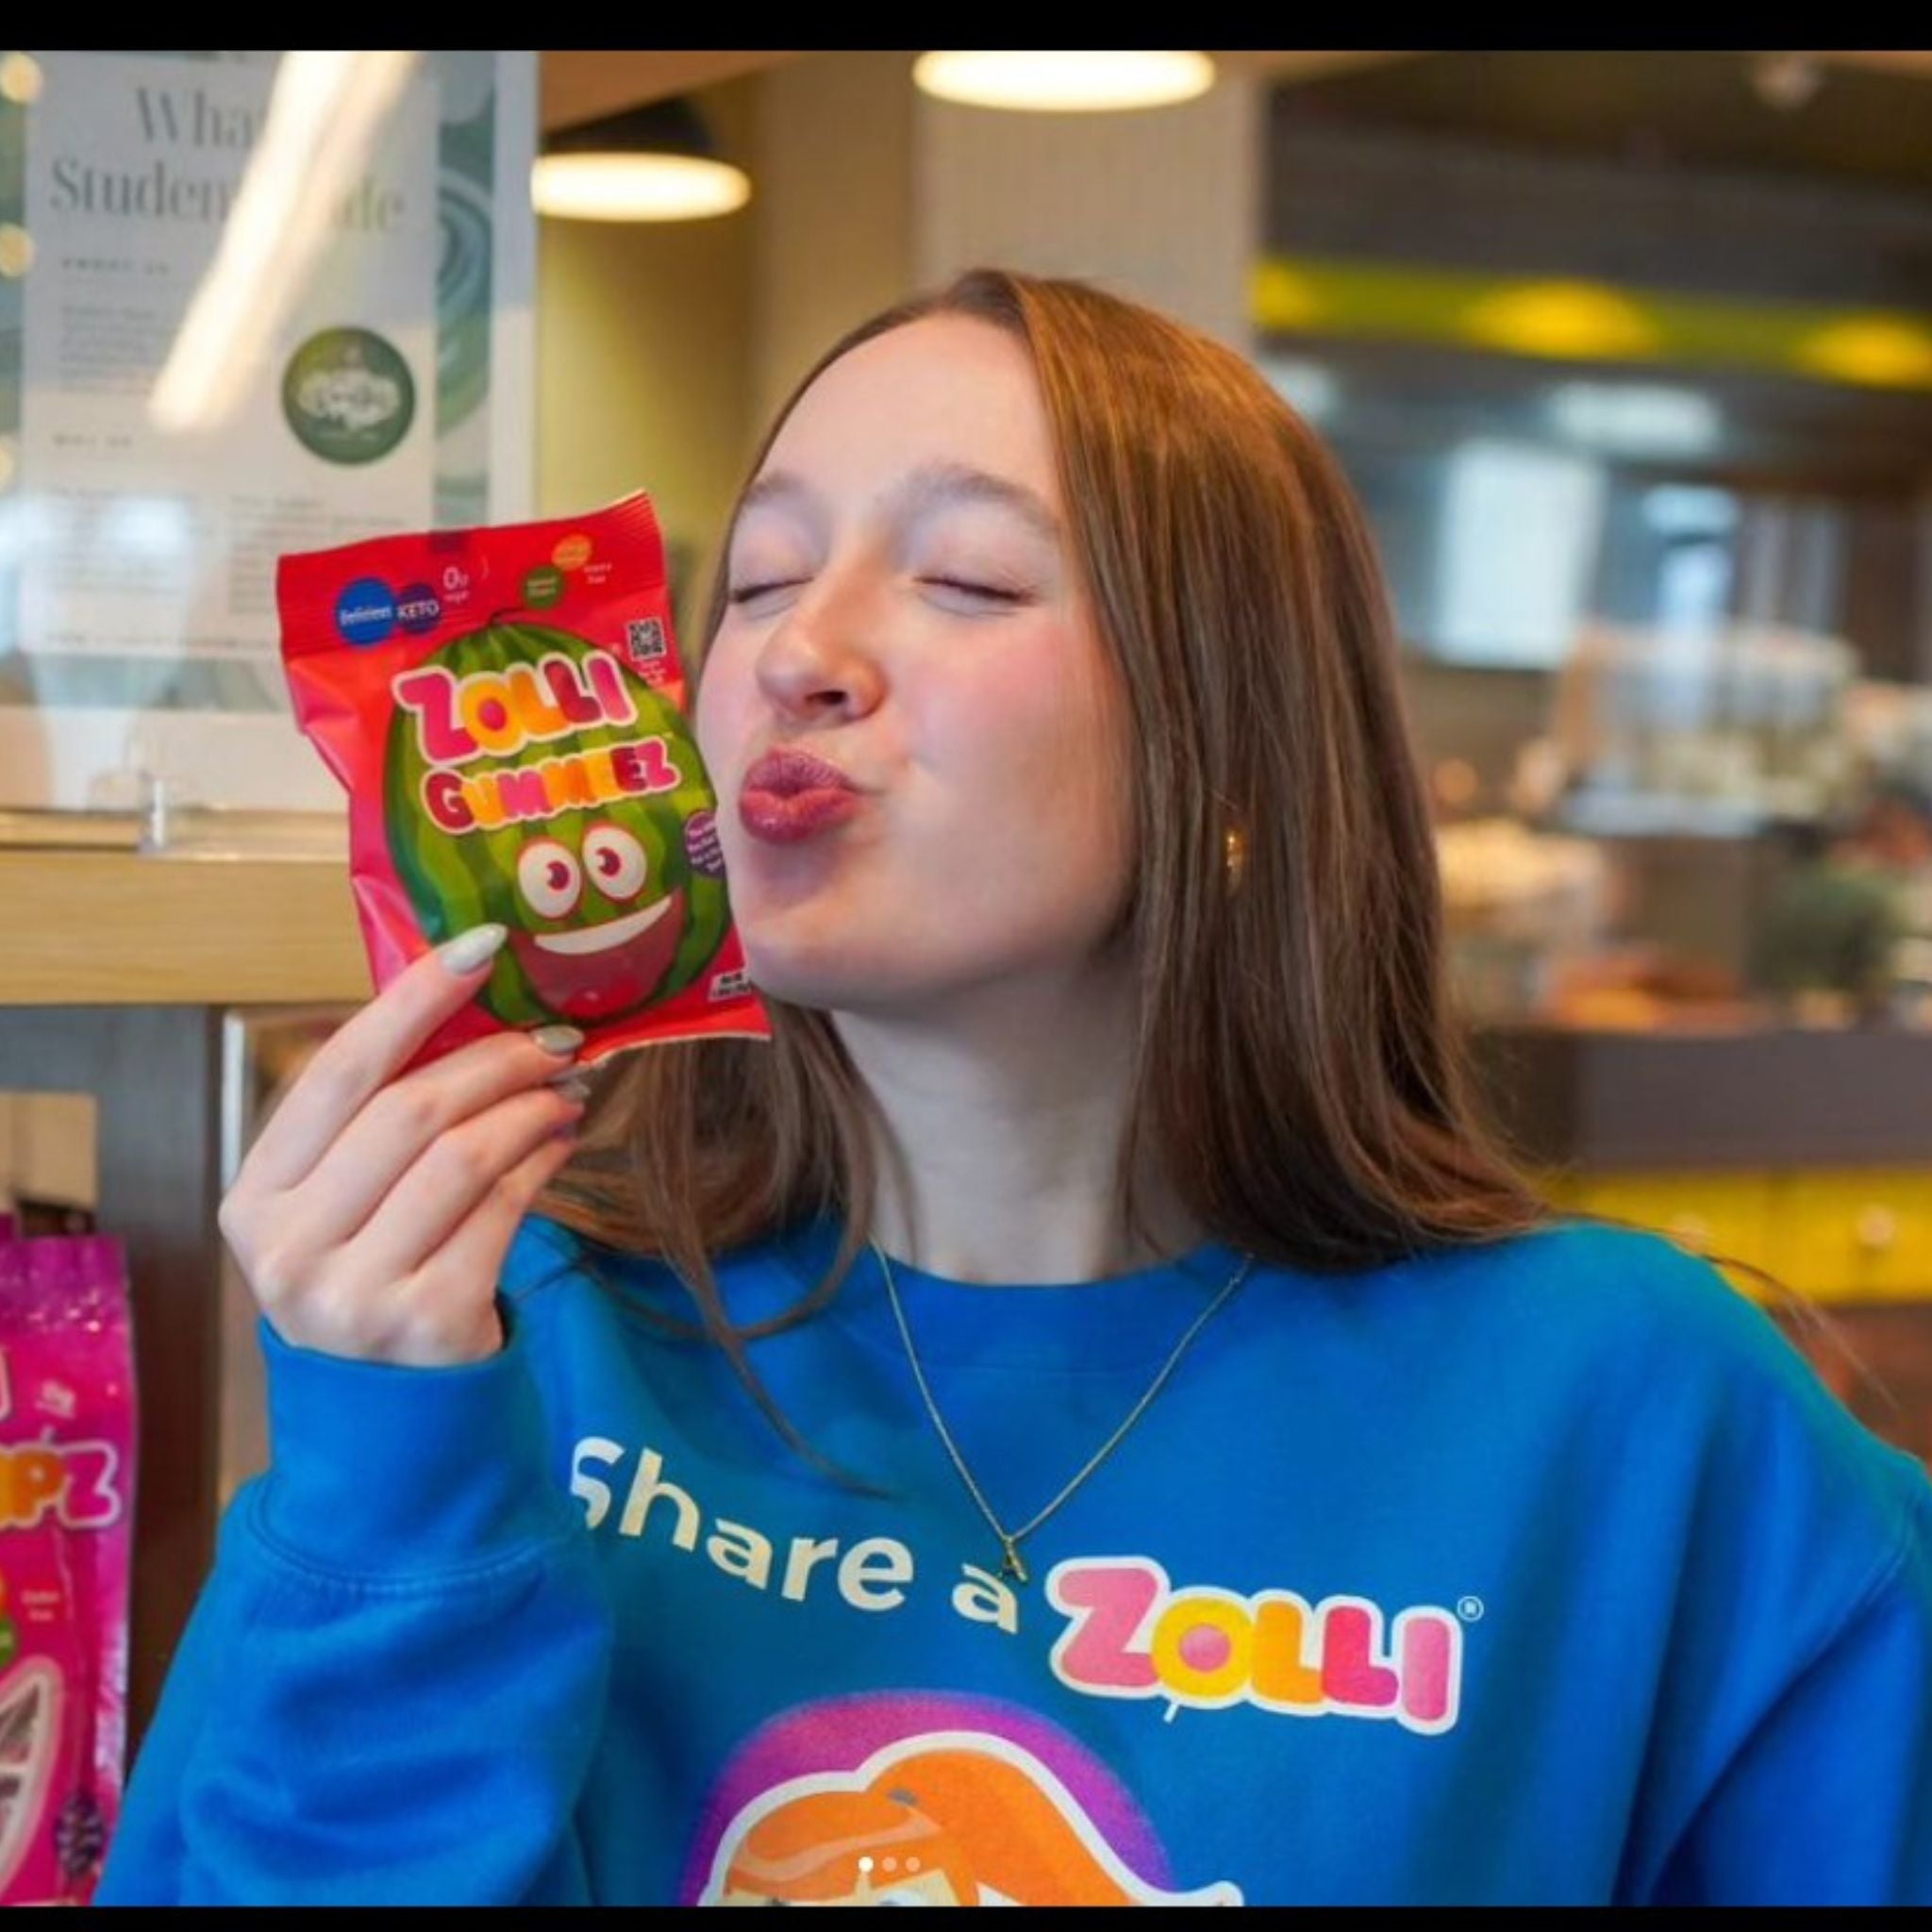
[{"xmin": 875, "ymin": 1236, "xmax": 1254, "ymax": 1608}]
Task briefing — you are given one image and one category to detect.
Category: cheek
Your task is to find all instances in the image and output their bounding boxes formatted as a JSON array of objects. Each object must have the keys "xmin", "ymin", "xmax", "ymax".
[
  {"xmin": 920, "ymin": 628, "xmax": 1136, "ymax": 886},
  {"xmin": 966, "ymin": 628, "xmax": 1125, "ymax": 801}
]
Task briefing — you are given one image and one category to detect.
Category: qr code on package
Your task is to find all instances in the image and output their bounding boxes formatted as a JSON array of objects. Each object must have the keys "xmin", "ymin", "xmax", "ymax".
[{"xmin": 625, "ymin": 617, "xmax": 668, "ymax": 664}]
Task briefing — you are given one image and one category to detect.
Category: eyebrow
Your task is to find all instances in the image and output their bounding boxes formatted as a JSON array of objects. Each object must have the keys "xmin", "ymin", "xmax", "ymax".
[{"xmin": 737, "ymin": 461, "xmax": 1062, "ymax": 545}]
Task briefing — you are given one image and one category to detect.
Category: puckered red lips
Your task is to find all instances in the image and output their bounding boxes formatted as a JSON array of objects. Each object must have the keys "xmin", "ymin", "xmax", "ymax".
[
  {"xmin": 509, "ymin": 888, "xmax": 688, "ymax": 1021},
  {"xmin": 741, "ymin": 747, "xmax": 861, "ymax": 797},
  {"xmin": 739, "ymin": 747, "xmax": 864, "ymax": 844}
]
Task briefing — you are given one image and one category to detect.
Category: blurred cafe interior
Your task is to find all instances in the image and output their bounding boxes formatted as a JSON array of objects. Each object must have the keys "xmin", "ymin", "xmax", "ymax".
[
  {"xmin": 0, "ymin": 49, "xmax": 1930, "ymax": 1750},
  {"xmin": 529, "ymin": 45, "xmax": 1932, "ymax": 1453}
]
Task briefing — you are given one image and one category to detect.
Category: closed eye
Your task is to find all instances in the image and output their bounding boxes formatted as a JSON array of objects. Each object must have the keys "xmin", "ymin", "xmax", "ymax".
[
  {"xmin": 918, "ymin": 576, "xmax": 1028, "ymax": 606},
  {"xmin": 725, "ymin": 580, "xmax": 806, "ymax": 606},
  {"xmin": 728, "ymin": 575, "xmax": 1031, "ymax": 608}
]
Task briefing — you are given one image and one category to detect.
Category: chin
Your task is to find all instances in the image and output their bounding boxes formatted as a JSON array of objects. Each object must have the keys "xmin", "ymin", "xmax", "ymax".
[
  {"xmin": 730, "ymin": 892, "xmax": 874, "ymax": 1008},
  {"xmin": 737, "ymin": 925, "xmax": 958, "ymax": 1017},
  {"xmin": 734, "ymin": 882, "xmax": 1135, "ymax": 1017},
  {"xmin": 741, "ymin": 946, "xmax": 894, "ymax": 1015}
]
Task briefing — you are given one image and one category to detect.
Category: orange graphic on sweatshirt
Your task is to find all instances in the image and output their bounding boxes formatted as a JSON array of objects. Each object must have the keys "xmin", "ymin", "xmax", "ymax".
[{"xmin": 702, "ymin": 1728, "xmax": 1241, "ymax": 1907}]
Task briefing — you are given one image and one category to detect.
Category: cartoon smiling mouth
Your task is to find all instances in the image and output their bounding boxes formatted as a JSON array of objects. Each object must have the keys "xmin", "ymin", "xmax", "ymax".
[{"xmin": 510, "ymin": 888, "xmax": 688, "ymax": 1022}]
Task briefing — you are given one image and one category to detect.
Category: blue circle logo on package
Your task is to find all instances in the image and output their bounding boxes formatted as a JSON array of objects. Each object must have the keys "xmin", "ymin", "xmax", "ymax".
[{"xmin": 335, "ymin": 577, "xmax": 397, "ymax": 647}]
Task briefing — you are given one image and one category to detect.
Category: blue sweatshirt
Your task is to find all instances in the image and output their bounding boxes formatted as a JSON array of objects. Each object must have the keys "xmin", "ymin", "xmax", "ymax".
[{"xmin": 99, "ymin": 1217, "xmax": 1932, "ymax": 1906}]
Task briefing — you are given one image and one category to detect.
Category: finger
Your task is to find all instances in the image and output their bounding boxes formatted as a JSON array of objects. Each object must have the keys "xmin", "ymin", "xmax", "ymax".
[
  {"xmin": 284, "ymin": 1027, "xmax": 584, "ymax": 1255},
  {"xmin": 242, "ymin": 924, "xmax": 513, "ymax": 1194},
  {"xmin": 337, "ymin": 1083, "xmax": 584, "ymax": 1291},
  {"xmin": 378, "ymin": 1133, "xmax": 582, "ymax": 1368}
]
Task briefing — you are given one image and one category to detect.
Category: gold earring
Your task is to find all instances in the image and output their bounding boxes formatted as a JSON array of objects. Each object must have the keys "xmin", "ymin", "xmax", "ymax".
[{"xmin": 1223, "ymin": 823, "xmax": 1248, "ymax": 893}]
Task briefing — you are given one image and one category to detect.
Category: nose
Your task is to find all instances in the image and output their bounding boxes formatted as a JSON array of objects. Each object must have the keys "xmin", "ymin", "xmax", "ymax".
[{"xmin": 753, "ymin": 568, "xmax": 886, "ymax": 725}]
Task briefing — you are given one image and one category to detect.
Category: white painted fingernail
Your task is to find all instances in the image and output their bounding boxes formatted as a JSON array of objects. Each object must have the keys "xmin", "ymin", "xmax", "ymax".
[
  {"xmin": 532, "ymin": 1025, "xmax": 585, "ymax": 1057},
  {"xmin": 553, "ymin": 1075, "xmax": 592, "ymax": 1105},
  {"xmin": 438, "ymin": 924, "xmax": 508, "ymax": 974}
]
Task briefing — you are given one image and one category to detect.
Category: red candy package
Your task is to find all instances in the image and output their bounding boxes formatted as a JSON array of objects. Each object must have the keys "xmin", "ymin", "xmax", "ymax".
[
  {"xmin": 276, "ymin": 493, "xmax": 769, "ymax": 1066},
  {"xmin": 0, "ymin": 1236, "xmax": 136, "ymax": 1906}
]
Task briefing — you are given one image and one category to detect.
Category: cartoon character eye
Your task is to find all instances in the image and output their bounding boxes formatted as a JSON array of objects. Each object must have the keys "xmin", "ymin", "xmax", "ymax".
[
  {"xmin": 517, "ymin": 839, "xmax": 582, "ymax": 920},
  {"xmin": 582, "ymin": 823, "xmax": 648, "ymax": 903}
]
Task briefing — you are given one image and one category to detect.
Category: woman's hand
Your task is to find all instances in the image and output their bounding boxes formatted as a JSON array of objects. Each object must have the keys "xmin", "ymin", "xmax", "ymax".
[{"xmin": 219, "ymin": 924, "xmax": 588, "ymax": 1368}]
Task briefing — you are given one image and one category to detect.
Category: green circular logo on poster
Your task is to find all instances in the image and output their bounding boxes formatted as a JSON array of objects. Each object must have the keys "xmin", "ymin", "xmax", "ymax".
[
  {"xmin": 282, "ymin": 327, "xmax": 416, "ymax": 465},
  {"xmin": 522, "ymin": 565, "xmax": 565, "ymax": 608}
]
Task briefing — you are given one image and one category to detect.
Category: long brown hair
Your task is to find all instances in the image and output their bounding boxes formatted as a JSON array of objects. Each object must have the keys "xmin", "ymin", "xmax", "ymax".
[{"xmin": 542, "ymin": 268, "xmax": 1549, "ymax": 1420}]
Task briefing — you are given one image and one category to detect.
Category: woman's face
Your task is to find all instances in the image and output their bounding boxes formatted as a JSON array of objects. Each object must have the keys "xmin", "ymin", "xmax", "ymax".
[{"xmin": 695, "ymin": 314, "xmax": 1135, "ymax": 1016}]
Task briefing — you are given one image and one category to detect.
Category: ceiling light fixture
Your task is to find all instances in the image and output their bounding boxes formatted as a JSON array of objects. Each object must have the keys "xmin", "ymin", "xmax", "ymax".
[
  {"xmin": 532, "ymin": 98, "xmax": 751, "ymax": 222},
  {"xmin": 911, "ymin": 51, "xmax": 1214, "ymax": 113},
  {"xmin": 1750, "ymin": 52, "xmax": 1825, "ymax": 111}
]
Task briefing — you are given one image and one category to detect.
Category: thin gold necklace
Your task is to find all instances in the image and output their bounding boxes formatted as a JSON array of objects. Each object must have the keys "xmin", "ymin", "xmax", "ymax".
[{"xmin": 873, "ymin": 1239, "xmax": 1255, "ymax": 1585}]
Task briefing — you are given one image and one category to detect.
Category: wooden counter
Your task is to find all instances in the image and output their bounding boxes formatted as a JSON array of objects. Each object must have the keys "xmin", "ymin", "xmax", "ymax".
[
  {"xmin": 1472, "ymin": 1024, "xmax": 1932, "ymax": 1172},
  {"xmin": 0, "ymin": 850, "xmax": 370, "ymax": 1006}
]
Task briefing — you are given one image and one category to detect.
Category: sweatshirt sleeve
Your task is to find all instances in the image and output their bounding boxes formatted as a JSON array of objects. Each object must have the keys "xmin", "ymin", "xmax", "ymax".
[
  {"xmin": 95, "ymin": 1294, "xmax": 613, "ymax": 1906},
  {"xmin": 1650, "ymin": 1479, "xmax": 1932, "ymax": 1906}
]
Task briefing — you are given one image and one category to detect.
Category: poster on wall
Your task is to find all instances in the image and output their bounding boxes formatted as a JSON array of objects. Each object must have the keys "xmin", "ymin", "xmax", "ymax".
[{"xmin": 0, "ymin": 49, "xmax": 537, "ymax": 817}]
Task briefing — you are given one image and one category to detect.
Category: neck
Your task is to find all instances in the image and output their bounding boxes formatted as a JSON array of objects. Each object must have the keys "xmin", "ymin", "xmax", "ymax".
[{"xmin": 830, "ymin": 957, "xmax": 1204, "ymax": 1284}]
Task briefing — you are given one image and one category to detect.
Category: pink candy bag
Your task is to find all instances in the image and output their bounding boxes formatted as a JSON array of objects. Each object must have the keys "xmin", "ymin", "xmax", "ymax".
[{"xmin": 0, "ymin": 1237, "xmax": 136, "ymax": 1905}]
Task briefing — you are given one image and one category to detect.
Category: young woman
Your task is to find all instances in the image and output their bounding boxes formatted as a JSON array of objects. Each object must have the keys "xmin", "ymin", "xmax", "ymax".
[{"xmin": 100, "ymin": 271, "xmax": 1932, "ymax": 1907}]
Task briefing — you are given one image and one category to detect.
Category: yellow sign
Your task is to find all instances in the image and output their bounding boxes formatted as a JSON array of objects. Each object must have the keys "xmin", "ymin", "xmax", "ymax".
[{"xmin": 1253, "ymin": 256, "xmax": 1932, "ymax": 392}]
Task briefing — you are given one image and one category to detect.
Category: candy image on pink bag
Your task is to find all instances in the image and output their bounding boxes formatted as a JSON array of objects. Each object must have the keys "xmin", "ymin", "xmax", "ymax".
[{"xmin": 0, "ymin": 1238, "xmax": 136, "ymax": 1906}]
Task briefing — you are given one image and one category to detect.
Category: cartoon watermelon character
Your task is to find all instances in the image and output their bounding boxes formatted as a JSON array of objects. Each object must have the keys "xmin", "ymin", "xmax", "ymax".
[
  {"xmin": 0, "ymin": 1657, "xmax": 60, "ymax": 1896},
  {"xmin": 385, "ymin": 620, "xmax": 731, "ymax": 1026}
]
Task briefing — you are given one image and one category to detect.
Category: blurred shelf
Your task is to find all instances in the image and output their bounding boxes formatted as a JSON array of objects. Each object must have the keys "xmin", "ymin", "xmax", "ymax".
[
  {"xmin": 1548, "ymin": 792, "xmax": 1788, "ymax": 840},
  {"xmin": 0, "ymin": 851, "xmax": 369, "ymax": 1006}
]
